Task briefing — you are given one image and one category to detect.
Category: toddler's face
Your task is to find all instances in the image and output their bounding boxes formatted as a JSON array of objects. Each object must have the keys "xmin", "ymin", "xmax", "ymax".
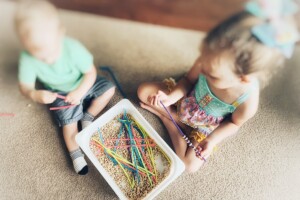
[
  {"xmin": 200, "ymin": 52, "xmax": 242, "ymax": 89},
  {"xmin": 21, "ymin": 26, "xmax": 63, "ymax": 64}
]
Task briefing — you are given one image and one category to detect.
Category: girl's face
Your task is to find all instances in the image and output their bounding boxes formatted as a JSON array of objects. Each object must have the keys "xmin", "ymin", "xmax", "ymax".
[{"xmin": 200, "ymin": 51, "xmax": 242, "ymax": 89}]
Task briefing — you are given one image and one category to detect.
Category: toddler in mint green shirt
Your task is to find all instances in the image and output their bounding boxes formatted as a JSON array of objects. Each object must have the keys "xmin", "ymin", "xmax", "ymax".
[{"xmin": 15, "ymin": 0, "xmax": 115, "ymax": 175}]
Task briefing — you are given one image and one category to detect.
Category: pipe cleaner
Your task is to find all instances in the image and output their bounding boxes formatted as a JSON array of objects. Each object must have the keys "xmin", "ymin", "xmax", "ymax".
[
  {"xmin": 99, "ymin": 66, "xmax": 127, "ymax": 98},
  {"xmin": 160, "ymin": 101, "xmax": 206, "ymax": 161}
]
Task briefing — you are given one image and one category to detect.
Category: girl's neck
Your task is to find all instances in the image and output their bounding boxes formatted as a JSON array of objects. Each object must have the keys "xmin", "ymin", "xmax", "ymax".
[{"xmin": 207, "ymin": 78, "xmax": 256, "ymax": 104}]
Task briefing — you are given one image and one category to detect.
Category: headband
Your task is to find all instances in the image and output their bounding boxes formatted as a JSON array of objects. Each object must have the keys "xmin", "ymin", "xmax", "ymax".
[{"xmin": 245, "ymin": 0, "xmax": 299, "ymax": 58}]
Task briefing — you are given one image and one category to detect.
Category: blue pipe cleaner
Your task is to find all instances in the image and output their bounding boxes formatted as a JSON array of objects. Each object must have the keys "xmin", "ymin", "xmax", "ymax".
[
  {"xmin": 98, "ymin": 128, "xmax": 118, "ymax": 165},
  {"xmin": 99, "ymin": 66, "xmax": 127, "ymax": 98}
]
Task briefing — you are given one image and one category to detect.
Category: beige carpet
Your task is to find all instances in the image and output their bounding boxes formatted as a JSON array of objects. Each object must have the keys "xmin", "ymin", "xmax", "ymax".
[{"xmin": 1, "ymin": 1, "xmax": 300, "ymax": 200}]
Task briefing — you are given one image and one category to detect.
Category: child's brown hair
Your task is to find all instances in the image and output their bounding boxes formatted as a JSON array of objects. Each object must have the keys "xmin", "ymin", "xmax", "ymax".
[{"xmin": 202, "ymin": 11, "xmax": 285, "ymax": 88}]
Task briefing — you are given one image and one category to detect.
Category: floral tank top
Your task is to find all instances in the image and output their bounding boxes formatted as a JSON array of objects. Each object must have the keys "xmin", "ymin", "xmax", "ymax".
[{"xmin": 177, "ymin": 74, "xmax": 257, "ymax": 136}]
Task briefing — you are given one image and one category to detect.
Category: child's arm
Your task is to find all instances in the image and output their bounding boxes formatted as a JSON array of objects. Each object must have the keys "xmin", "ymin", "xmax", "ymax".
[
  {"xmin": 169, "ymin": 57, "xmax": 202, "ymax": 101},
  {"xmin": 19, "ymin": 83, "xmax": 57, "ymax": 104},
  {"xmin": 65, "ymin": 65, "xmax": 97, "ymax": 105},
  {"xmin": 150, "ymin": 56, "xmax": 202, "ymax": 106},
  {"xmin": 200, "ymin": 87, "xmax": 260, "ymax": 158}
]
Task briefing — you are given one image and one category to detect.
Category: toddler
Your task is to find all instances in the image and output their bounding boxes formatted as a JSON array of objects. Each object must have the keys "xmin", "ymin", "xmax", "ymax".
[
  {"xmin": 15, "ymin": 0, "xmax": 115, "ymax": 175},
  {"xmin": 137, "ymin": 3, "xmax": 299, "ymax": 173}
]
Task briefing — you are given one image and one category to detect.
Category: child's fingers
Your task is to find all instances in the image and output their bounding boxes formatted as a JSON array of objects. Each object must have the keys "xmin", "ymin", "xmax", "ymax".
[
  {"xmin": 147, "ymin": 95, "xmax": 154, "ymax": 104},
  {"xmin": 154, "ymin": 94, "xmax": 159, "ymax": 107},
  {"xmin": 149, "ymin": 95, "xmax": 154, "ymax": 105},
  {"xmin": 65, "ymin": 96, "xmax": 72, "ymax": 104},
  {"xmin": 198, "ymin": 152, "xmax": 207, "ymax": 160},
  {"xmin": 151, "ymin": 96, "xmax": 155, "ymax": 106},
  {"xmin": 153, "ymin": 95, "xmax": 157, "ymax": 107},
  {"xmin": 200, "ymin": 151, "xmax": 207, "ymax": 158},
  {"xmin": 195, "ymin": 146, "xmax": 207, "ymax": 160},
  {"xmin": 200, "ymin": 148, "xmax": 211, "ymax": 159},
  {"xmin": 64, "ymin": 98, "xmax": 70, "ymax": 103},
  {"xmin": 147, "ymin": 96, "xmax": 151, "ymax": 103}
]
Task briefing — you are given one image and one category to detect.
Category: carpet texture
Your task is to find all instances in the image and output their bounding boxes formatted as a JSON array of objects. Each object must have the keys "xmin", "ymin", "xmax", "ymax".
[{"xmin": 0, "ymin": 1, "xmax": 299, "ymax": 200}]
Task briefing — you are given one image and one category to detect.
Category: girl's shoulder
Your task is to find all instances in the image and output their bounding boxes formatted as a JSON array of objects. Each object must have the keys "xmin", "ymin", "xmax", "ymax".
[
  {"xmin": 234, "ymin": 78, "xmax": 260, "ymax": 105},
  {"xmin": 231, "ymin": 79, "xmax": 260, "ymax": 126}
]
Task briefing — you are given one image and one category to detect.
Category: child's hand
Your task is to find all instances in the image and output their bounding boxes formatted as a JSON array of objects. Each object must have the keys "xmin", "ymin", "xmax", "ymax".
[
  {"xmin": 65, "ymin": 90, "xmax": 84, "ymax": 105},
  {"xmin": 147, "ymin": 90, "xmax": 173, "ymax": 107},
  {"xmin": 32, "ymin": 90, "xmax": 57, "ymax": 104},
  {"xmin": 197, "ymin": 139, "xmax": 216, "ymax": 160}
]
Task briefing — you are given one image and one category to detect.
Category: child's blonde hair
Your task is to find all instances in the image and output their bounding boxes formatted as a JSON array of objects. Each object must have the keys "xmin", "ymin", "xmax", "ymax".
[
  {"xmin": 14, "ymin": 0, "xmax": 61, "ymax": 45},
  {"xmin": 202, "ymin": 11, "xmax": 285, "ymax": 88}
]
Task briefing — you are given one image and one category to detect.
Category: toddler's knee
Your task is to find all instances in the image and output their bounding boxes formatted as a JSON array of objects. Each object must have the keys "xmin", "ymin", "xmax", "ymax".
[
  {"xmin": 107, "ymin": 86, "xmax": 116, "ymax": 97},
  {"xmin": 184, "ymin": 161, "xmax": 202, "ymax": 174},
  {"xmin": 137, "ymin": 83, "xmax": 148, "ymax": 102},
  {"xmin": 103, "ymin": 87, "xmax": 115, "ymax": 99},
  {"xmin": 185, "ymin": 166, "xmax": 199, "ymax": 174}
]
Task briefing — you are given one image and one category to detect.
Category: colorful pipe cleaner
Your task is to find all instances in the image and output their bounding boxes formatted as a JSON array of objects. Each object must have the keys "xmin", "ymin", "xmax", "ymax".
[
  {"xmin": 159, "ymin": 101, "xmax": 206, "ymax": 161},
  {"xmin": 90, "ymin": 110, "xmax": 170, "ymax": 188}
]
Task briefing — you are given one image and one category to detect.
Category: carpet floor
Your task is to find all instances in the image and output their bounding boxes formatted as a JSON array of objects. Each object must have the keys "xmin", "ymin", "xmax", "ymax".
[{"xmin": 0, "ymin": 1, "xmax": 300, "ymax": 200}]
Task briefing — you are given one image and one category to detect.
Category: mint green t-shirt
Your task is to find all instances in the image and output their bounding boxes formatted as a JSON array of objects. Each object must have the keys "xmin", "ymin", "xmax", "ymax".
[{"xmin": 18, "ymin": 37, "xmax": 93, "ymax": 92}]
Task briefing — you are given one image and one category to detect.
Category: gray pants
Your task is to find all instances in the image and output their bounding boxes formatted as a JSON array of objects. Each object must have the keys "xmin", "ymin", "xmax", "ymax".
[{"xmin": 49, "ymin": 76, "xmax": 114, "ymax": 126}]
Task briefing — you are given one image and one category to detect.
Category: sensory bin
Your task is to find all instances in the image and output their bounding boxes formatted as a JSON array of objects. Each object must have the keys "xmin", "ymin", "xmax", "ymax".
[
  {"xmin": 89, "ymin": 112, "xmax": 171, "ymax": 199},
  {"xmin": 76, "ymin": 99, "xmax": 185, "ymax": 200}
]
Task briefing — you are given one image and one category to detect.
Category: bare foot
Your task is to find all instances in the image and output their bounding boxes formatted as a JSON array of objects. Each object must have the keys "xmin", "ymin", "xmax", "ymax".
[{"xmin": 139, "ymin": 102, "xmax": 164, "ymax": 118}]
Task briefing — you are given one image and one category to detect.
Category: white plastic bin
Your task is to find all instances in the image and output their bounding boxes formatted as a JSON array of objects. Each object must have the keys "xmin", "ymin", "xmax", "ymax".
[{"xmin": 75, "ymin": 99, "xmax": 185, "ymax": 200}]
